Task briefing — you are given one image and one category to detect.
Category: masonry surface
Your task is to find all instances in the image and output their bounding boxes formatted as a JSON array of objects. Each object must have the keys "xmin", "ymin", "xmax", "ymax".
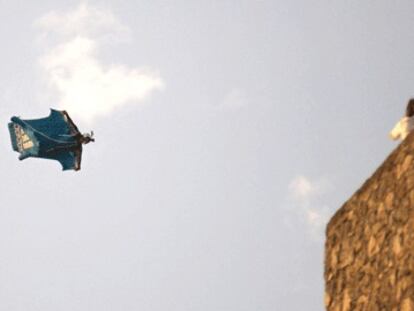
[{"xmin": 325, "ymin": 131, "xmax": 414, "ymax": 310}]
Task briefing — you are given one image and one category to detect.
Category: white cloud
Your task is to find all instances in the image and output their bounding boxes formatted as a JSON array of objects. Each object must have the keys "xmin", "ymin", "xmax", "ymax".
[
  {"xmin": 35, "ymin": 3, "xmax": 131, "ymax": 43},
  {"xmin": 219, "ymin": 88, "xmax": 247, "ymax": 110},
  {"xmin": 287, "ymin": 175, "xmax": 332, "ymax": 240},
  {"xmin": 289, "ymin": 175, "xmax": 318, "ymax": 201},
  {"xmin": 35, "ymin": 3, "xmax": 163, "ymax": 123},
  {"xmin": 306, "ymin": 209, "xmax": 327, "ymax": 229}
]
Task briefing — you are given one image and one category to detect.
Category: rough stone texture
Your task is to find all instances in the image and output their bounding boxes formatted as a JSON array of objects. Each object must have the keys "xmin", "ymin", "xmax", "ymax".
[{"xmin": 325, "ymin": 131, "xmax": 414, "ymax": 310}]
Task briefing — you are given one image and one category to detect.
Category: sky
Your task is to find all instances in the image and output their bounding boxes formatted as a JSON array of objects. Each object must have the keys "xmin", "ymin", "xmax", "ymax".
[{"xmin": 0, "ymin": 1, "xmax": 413, "ymax": 310}]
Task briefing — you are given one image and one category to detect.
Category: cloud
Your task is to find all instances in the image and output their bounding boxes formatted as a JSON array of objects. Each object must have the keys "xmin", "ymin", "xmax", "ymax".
[
  {"xmin": 289, "ymin": 175, "xmax": 319, "ymax": 201},
  {"xmin": 35, "ymin": 3, "xmax": 163, "ymax": 123},
  {"xmin": 287, "ymin": 175, "xmax": 332, "ymax": 240},
  {"xmin": 218, "ymin": 88, "xmax": 247, "ymax": 111},
  {"xmin": 35, "ymin": 3, "xmax": 131, "ymax": 42}
]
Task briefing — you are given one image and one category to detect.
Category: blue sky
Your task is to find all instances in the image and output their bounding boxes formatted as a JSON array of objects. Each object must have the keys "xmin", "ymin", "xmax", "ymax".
[{"xmin": 0, "ymin": 1, "xmax": 412, "ymax": 310}]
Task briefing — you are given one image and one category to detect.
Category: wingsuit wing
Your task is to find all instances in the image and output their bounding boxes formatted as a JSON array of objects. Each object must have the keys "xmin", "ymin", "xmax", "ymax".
[
  {"xmin": 8, "ymin": 109, "xmax": 83, "ymax": 171},
  {"xmin": 46, "ymin": 148, "xmax": 82, "ymax": 171},
  {"xmin": 15, "ymin": 109, "xmax": 80, "ymax": 139},
  {"xmin": 8, "ymin": 121, "xmax": 39, "ymax": 160}
]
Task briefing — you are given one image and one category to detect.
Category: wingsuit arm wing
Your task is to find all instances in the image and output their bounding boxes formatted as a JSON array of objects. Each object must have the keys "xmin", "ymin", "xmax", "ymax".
[{"xmin": 48, "ymin": 149, "xmax": 82, "ymax": 171}]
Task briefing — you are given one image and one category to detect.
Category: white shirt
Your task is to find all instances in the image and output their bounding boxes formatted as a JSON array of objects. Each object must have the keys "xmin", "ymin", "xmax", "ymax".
[{"xmin": 389, "ymin": 116, "xmax": 414, "ymax": 140}]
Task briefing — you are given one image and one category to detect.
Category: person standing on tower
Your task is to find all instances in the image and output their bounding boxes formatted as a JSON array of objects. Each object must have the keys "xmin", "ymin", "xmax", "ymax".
[{"xmin": 390, "ymin": 99, "xmax": 414, "ymax": 141}]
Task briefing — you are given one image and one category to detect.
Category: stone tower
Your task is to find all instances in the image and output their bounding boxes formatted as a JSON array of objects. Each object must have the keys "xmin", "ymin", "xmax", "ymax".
[{"xmin": 325, "ymin": 132, "xmax": 414, "ymax": 310}]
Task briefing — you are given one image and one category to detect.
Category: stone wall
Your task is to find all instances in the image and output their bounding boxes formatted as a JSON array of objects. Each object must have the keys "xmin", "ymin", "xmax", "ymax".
[{"xmin": 325, "ymin": 132, "xmax": 414, "ymax": 310}]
